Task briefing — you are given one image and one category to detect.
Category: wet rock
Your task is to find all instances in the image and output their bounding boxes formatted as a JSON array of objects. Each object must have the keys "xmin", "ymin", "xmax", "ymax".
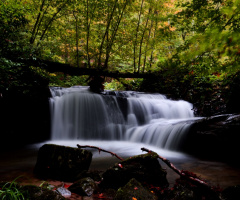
[
  {"xmin": 21, "ymin": 185, "xmax": 66, "ymax": 200},
  {"xmin": 34, "ymin": 144, "xmax": 92, "ymax": 182},
  {"xmin": 184, "ymin": 114, "xmax": 240, "ymax": 164},
  {"xmin": 152, "ymin": 176, "xmax": 221, "ymax": 200},
  {"xmin": 163, "ymin": 183, "xmax": 220, "ymax": 200},
  {"xmin": 56, "ymin": 187, "xmax": 71, "ymax": 198},
  {"xmin": 100, "ymin": 153, "xmax": 168, "ymax": 189},
  {"xmin": 68, "ymin": 177, "xmax": 97, "ymax": 196},
  {"xmin": 114, "ymin": 178, "xmax": 157, "ymax": 200},
  {"xmin": 75, "ymin": 170, "xmax": 102, "ymax": 182}
]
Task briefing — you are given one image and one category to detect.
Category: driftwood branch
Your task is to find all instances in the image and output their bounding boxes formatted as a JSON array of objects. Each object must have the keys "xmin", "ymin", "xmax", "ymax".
[
  {"xmin": 77, "ymin": 144, "xmax": 210, "ymax": 189},
  {"xmin": 77, "ymin": 144, "xmax": 124, "ymax": 161},
  {"xmin": 141, "ymin": 147, "xmax": 210, "ymax": 188}
]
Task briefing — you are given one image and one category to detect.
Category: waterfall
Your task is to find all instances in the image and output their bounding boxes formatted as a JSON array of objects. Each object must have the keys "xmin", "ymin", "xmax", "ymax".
[{"xmin": 50, "ymin": 86, "xmax": 197, "ymax": 151}]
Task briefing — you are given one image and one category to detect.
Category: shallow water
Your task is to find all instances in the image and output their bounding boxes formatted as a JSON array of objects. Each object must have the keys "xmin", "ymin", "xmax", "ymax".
[{"xmin": 1, "ymin": 140, "xmax": 240, "ymax": 189}]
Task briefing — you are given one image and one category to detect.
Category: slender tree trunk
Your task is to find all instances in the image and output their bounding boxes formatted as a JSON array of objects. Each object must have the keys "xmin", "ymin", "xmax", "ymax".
[
  {"xmin": 36, "ymin": 0, "xmax": 69, "ymax": 46},
  {"xmin": 138, "ymin": 8, "xmax": 151, "ymax": 73},
  {"xmin": 105, "ymin": 4, "xmax": 110, "ymax": 70},
  {"xmin": 97, "ymin": 0, "xmax": 118, "ymax": 68},
  {"xmin": 33, "ymin": 4, "xmax": 50, "ymax": 43},
  {"xmin": 133, "ymin": 0, "xmax": 144, "ymax": 73},
  {"xmin": 73, "ymin": 11, "xmax": 79, "ymax": 67},
  {"xmin": 149, "ymin": 20, "xmax": 158, "ymax": 70},
  {"xmin": 38, "ymin": 6, "xmax": 63, "ymax": 44},
  {"xmin": 30, "ymin": 0, "xmax": 47, "ymax": 44},
  {"xmin": 86, "ymin": 0, "xmax": 90, "ymax": 68},
  {"xmin": 143, "ymin": 19, "xmax": 154, "ymax": 72},
  {"xmin": 104, "ymin": 0, "xmax": 128, "ymax": 69}
]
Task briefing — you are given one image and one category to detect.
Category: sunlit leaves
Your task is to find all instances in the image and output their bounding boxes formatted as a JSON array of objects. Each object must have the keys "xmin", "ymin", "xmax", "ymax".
[
  {"xmin": 0, "ymin": 0, "xmax": 29, "ymax": 57},
  {"xmin": 20, "ymin": 0, "xmax": 174, "ymax": 72},
  {"xmin": 171, "ymin": 0, "xmax": 240, "ymax": 76}
]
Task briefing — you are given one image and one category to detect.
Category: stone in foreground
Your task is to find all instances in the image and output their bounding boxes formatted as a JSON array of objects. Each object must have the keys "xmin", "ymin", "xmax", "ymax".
[
  {"xmin": 114, "ymin": 178, "xmax": 157, "ymax": 200},
  {"xmin": 68, "ymin": 177, "xmax": 97, "ymax": 196},
  {"xmin": 34, "ymin": 144, "xmax": 92, "ymax": 182},
  {"xmin": 100, "ymin": 153, "xmax": 168, "ymax": 189}
]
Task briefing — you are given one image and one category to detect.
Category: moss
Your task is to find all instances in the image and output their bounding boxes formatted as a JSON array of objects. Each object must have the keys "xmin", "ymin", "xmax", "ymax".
[
  {"xmin": 100, "ymin": 153, "xmax": 168, "ymax": 190},
  {"xmin": 114, "ymin": 178, "xmax": 157, "ymax": 200},
  {"xmin": 20, "ymin": 185, "xmax": 66, "ymax": 200}
]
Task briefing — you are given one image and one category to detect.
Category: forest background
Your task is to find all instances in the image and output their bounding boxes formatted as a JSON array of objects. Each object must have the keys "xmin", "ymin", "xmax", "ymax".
[{"xmin": 1, "ymin": 0, "xmax": 240, "ymax": 119}]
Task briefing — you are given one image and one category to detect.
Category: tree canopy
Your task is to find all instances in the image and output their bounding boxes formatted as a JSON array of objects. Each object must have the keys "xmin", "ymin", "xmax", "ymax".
[
  {"xmin": 1, "ymin": 0, "xmax": 240, "ymax": 115},
  {"xmin": 1, "ymin": 0, "xmax": 239, "ymax": 74}
]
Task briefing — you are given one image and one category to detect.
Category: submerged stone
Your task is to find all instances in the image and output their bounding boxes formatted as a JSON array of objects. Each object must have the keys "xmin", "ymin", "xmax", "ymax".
[
  {"xmin": 100, "ymin": 153, "xmax": 168, "ymax": 189},
  {"xmin": 34, "ymin": 144, "xmax": 92, "ymax": 182}
]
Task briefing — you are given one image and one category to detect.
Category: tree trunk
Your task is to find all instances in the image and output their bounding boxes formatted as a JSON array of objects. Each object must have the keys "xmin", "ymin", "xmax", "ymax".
[{"xmin": 133, "ymin": 0, "xmax": 144, "ymax": 73}]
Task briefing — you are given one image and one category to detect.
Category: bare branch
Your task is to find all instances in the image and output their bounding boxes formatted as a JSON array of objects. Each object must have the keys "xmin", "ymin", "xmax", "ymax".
[
  {"xmin": 141, "ymin": 147, "xmax": 210, "ymax": 188},
  {"xmin": 77, "ymin": 144, "xmax": 124, "ymax": 161}
]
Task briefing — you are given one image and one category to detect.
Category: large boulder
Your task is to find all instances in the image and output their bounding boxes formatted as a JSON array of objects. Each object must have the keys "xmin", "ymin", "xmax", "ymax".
[
  {"xmin": 221, "ymin": 185, "xmax": 240, "ymax": 200},
  {"xmin": 34, "ymin": 144, "xmax": 92, "ymax": 182},
  {"xmin": 99, "ymin": 153, "xmax": 168, "ymax": 190},
  {"xmin": 183, "ymin": 114, "xmax": 240, "ymax": 164}
]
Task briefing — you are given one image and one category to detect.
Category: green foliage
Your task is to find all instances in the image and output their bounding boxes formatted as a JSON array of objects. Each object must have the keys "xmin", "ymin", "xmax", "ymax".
[
  {"xmin": 0, "ymin": 177, "xmax": 26, "ymax": 200},
  {"xmin": 0, "ymin": 0, "xmax": 31, "ymax": 59},
  {"xmin": 104, "ymin": 79, "xmax": 125, "ymax": 91},
  {"xmin": 171, "ymin": 0, "xmax": 240, "ymax": 74},
  {"xmin": 4, "ymin": 0, "xmax": 173, "ymax": 72},
  {"xmin": 1, "ymin": 0, "xmax": 240, "ymax": 117},
  {"xmin": 49, "ymin": 73, "xmax": 88, "ymax": 87},
  {"xmin": 0, "ymin": 58, "xmax": 49, "ymax": 98},
  {"xmin": 103, "ymin": 78, "xmax": 144, "ymax": 91},
  {"xmin": 2, "ymin": 0, "xmax": 239, "ymax": 76}
]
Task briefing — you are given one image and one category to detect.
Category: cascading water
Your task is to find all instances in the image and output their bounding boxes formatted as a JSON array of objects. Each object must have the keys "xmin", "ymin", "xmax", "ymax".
[{"xmin": 49, "ymin": 86, "xmax": 198, "ymax": 152}]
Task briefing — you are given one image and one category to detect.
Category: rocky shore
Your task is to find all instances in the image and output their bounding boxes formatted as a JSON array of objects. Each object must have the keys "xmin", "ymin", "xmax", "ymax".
[{"xmin": 1, "ymin": 143, "xmax": 240, "ymax": 200}]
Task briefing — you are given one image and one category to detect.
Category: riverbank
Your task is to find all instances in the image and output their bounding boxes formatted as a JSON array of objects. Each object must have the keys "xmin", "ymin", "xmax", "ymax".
[{"xmin": 1, "ymin": 142, "xmax": 240, "ymax": 191}]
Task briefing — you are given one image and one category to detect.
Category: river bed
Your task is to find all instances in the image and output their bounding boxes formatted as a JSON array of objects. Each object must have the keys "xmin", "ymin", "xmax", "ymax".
[{"xmin": 1, "ymin": 140, "xmax": 240, "ymax": 190}]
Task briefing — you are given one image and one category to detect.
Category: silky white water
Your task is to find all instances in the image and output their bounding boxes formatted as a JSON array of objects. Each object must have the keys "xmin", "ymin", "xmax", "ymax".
[{"xmin": 49, "ymin": 86, "xmax": 199, "ymax": 153}]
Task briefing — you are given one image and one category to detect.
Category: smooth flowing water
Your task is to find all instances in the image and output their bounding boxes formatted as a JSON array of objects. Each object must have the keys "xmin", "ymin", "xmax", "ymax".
[
  {"xmin": 49, "ymin": 86, "xmax": 200, "ymax": 154},
  {"xmin": 1, "ymin": 86, "xmax": 240, "ymax": 189}
]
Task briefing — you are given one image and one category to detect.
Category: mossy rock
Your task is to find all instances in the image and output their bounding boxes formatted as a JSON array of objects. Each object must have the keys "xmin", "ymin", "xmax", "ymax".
[
  {"xmin": 162, "ymin": 179, "xmax": 221, "ymax": 200},
  {"xmin": 114, "ymin": 178, "xmax": 157, "ymax": 200},
  {"xmin": 34, "ymin": 144, "xmax": 92, "ymax": 182},
  {"xmin": 100, "ymin": 153, "xmax": 168, "ymax": 189},
  {"xmin": 21, "ymin": 185, "xmax": 66, "ymax": 200},
  {"xmin": 68, "ymin": 177, "xmax": 98, "ymax": 196}
]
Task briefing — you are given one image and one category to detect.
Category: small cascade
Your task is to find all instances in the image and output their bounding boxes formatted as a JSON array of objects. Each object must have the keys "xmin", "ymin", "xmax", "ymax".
[{"xmin": 50, "ymin": 86, "xmax": 197, "ymax": 151}]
